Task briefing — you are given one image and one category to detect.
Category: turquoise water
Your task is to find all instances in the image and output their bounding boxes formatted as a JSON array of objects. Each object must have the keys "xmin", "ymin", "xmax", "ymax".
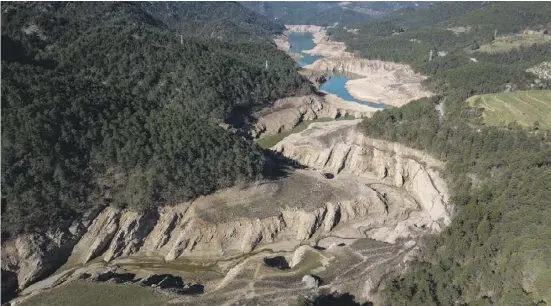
[
  {"xmin": 288, "ymin": 32, "xmax": 321, "ymax": 67},
  {"xmin": 287, "ymin": 32, "xmax": 387, "ymax": 109},
  {"xmin": 320, "ymin": 76, "xmax": 387, "ymax": 109}
]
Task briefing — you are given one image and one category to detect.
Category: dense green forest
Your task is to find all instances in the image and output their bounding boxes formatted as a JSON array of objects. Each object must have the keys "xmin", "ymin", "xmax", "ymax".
[
  {"xmin": 361, "ymin": 97, "xmax": 550, "ymax": 306},
  {"xmin": 337, "ymin": 2, "xmax": 551, "ymax": 305},
  {"xmin": 241, "ymin": 2, "xmax": 431, "ymax": 27},
  {"xmin": 329, "ymin": 2, "xmax": 551, "ymax": 99},
  {"xmin": 242, "ymin": 1, "xmax": 369, "ymax": 27},
  {"xmin": 138, "ymin": 1, "xmax": 285, "ymax": 41},
  {"xmin": 1, "ymin": 2, "xmax": 311, "ymax": 235}
]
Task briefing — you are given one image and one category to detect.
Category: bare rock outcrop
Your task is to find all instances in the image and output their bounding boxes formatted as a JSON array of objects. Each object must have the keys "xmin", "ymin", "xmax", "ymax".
[
  {"xmin": 302, "ymin": 274, "xmax": 320, "ymax": 288},
  {"xmin": 274, "ymin": 35, "xmax": 291, "ymax": 52},
  {"xmin": 285, "ymin": 25, "xmax": 325, "ymax": 34},
  {"xmin": 251, "ymin": 94, "xmax": 376, "ymax": 139},
  {"xmin": 527, "ymin": 61, "xmax": 551, "ymax": 81},
  {"xmin": 273, "ymin": 120, "xmax": 452, "ymax": 230},
  {"xmin": 102, "ymin": 210, "xmax": 159, "ymax": 262},
  {"xmin": 71, "ymin": 207, "xmax": 122, "ymax": 264},
  {"xmin": 1, "ymin": 209, "xmax": 100, "ymax": 290},
  {"xmin": 2, "ymin": 122, "xmax": 451, "ymax": 295},
  {"xmin": 290, "ymin": 245, "xmax": 312, "ymax": 268}
]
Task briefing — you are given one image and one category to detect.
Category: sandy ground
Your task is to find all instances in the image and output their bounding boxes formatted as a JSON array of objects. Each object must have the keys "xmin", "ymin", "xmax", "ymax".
[
  {"xmin": 345, "ymin": 77, "xmax": 431, "ymax": 107},
  {"xmin": 322, "ymin": 92, "xmax": 379, "ymax": 113}
]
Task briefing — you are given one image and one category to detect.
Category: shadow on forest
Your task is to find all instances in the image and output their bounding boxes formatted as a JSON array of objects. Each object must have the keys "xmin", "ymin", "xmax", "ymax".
[
  {"xmin": 262, "ymin": 148, "xmax": 306, "ymax": 180},
  {"xmin": 312, "ymin": 292, "xmax": 374, "ymax": 306}
]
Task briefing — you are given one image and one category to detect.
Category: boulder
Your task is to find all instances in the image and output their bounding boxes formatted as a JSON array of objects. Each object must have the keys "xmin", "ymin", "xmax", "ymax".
[
  {"xmin": 90, "ymin": 268, "xmax": 136, "ymax": 284},
  {"xmin": 302, "ymin": 274, "xmax": 320, "ymax": 288},
  {"xmin": 180, "ymin": 284, "xmax": 204, "ymax": 295},
  {"xmin": 290, "ymin": 245, "xmax": 311, "ymax": 268},
  {"xmin": 139, "ymin": 274, "xmax": 168, "ymax": 287}
]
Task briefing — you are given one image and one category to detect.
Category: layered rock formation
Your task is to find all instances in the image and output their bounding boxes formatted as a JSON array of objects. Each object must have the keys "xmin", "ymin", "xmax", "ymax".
[
  {"xmin": 3, "ymin": 120, "xmax": 452, "ymax": 300},
  {"xmin": 273, "ymin": 119, "xmax": 452, "ymax": 231},
  {"xmin": 251, "ymin": 94, "xmax": 377, "ymax": 139}
]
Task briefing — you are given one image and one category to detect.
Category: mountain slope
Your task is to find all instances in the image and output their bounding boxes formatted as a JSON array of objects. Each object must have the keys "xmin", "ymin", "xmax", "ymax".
[
  {"xmin": 138, "ymin": 1, "xmax": 285, "ymax": 40},
  {"xmin": 241, "ymin": 1, "xmax": 431, "ymax": 27},
  {"xmin": 328, "ymin": 2, "xmax": 551, "ymax": 305},
  {"xmin": 1, "ymin": 2, "xmax": 310, "ymax": 237},
  {"xmin": 329, "ymin": 1, "xmax": 551, "ymax": 100}
]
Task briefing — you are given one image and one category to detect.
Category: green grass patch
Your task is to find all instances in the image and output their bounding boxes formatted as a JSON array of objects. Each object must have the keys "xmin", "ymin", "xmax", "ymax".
[
  {"xmin": 20, "ymin": 281, "xmax": 171, "ymax": 306},
  {"xmin": 467, "ymin": 90, "xmax": 551, "ymax": 129},
  {"xmin": 256, "ymin": 116, "xmax": 356, "ymax": 149}
]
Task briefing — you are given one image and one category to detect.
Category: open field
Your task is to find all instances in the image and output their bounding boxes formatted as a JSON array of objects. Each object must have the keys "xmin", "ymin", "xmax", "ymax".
[
  {"xmin": 478, "ymin": 33, "xmax": 551, "ymax": 53},
  {"xmin": 467, "ymin": 90, "xmax": 551, "ymax": 129},
  {"xmin": 20, "ymin": 281, "xmax": 172, "ymax": 306}
]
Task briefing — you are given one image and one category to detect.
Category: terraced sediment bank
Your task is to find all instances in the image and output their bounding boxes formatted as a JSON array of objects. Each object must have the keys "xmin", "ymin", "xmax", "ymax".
[{"xmin": 4, "ymin": 120, "xmax": 452, "ymax": 305}]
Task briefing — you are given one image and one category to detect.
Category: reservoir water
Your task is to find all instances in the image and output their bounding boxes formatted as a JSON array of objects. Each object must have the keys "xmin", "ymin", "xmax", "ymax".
[
  {"xmin": 288, "ymin": 32, "xmax": 321, "ymax": 67},
  {"xmin": 287, "ymin": 32, "xmax": 387, "ymax": 109}
]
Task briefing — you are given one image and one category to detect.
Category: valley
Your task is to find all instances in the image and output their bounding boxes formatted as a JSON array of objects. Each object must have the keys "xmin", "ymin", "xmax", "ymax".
[
  {"xmin": 284, "ymin": 25, "xmax": 432, "ymax": 108},
  {"xmin": 2, "ymin": 2, "xmax": 550, "ymax": 306},
  {"xmin": 6, "ymin": 120, "xmax": 451, "ymax": 306},
  {"xmin": 253, "ymin": 24, "xmax": 433, "ymax": 148}
]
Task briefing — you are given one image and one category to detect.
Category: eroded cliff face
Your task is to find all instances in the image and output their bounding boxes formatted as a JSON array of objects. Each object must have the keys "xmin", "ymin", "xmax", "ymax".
[
  {"xmin": 273, "ymin": 120, "xmax": 452, "ymax": 229},
  {"xmin": 251, "ymin": 94, "xmax": 376, "ymax": 139},
  {"xmin": 2, "ymin": 121, "xmax": 451, "ymax": 299},
  {"xmin": 285, "ymin": 24, "xmax": 325, "ymax": 34},
  {"xmin": 306, "ymin": 58, "xmax": 419, "ymax": 79}
]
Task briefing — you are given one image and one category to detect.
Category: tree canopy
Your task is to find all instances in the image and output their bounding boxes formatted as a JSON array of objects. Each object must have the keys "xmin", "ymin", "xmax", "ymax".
[
  {"xmin": 1, "ymin": 2, "xmax": 310, "ymax": 235},
  {"xmin": 345, "ymin": 2, "xmax": 551, "ymax": 304}
]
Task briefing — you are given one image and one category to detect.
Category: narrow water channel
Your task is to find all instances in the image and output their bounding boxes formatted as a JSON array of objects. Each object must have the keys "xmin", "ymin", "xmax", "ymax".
[{"xmin": 287, "ymin": 32, "xmax": 387, "ymax": 109}]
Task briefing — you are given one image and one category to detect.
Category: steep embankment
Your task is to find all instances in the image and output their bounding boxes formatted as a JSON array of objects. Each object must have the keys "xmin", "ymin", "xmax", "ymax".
[
  {"xmin": 251, "ymin": 94, "xmax": 377, "ymax": 139},
  {"xmin": 273, "ymin": 120, "xmax": 452, "ymax": 230},
  {"xmin": 2, "ymin": 121, "xmax": 451, "ymax": 304}
]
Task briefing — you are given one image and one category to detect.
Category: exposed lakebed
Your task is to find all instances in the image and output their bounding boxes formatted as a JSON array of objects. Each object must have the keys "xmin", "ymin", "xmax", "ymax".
[{"xmin": 288, "ymin": 32, "xmax": 387, "ymax": 109}]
